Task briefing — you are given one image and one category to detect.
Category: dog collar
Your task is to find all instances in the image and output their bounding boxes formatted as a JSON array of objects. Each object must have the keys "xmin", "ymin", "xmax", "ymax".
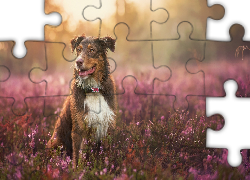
[
  {"xmin": 83, "ymin": 87, "xmax": 101, "ymax": 93},
  {"xmin": 75, "ymin": 77, "xmax": 102, "ymax": 93},
  {"xmin": 90, "ymin": 87, "xmax": 100, "ymax": 92}
]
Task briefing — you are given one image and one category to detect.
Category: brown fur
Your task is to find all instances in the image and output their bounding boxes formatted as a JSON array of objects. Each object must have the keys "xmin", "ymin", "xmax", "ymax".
[{"xmin": 46, "ymin": 34, "xmax": 116, "ymax": 168}]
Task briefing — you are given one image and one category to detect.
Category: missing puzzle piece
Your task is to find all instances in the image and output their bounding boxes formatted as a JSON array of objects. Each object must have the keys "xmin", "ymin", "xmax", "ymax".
[
  {"xmin": 0, "ymin": 0, "xmax": 60, "ymax": 58},
  {"xmin": 206, "ymin": 80, "xmax": 250, "ymax": 167},
  {"xmin": 207, "ymin": 0, "xmax": 250, "ymax": 40}
]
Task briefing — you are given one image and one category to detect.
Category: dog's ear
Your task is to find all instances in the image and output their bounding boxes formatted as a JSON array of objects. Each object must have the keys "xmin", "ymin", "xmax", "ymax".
[
  {"xmin": 101, "ymin": 36, "xmax": 116, "ymax": 52},
  {"xmin": 70, "ymin": 34, "xmax": 86, "ymax": 52}
]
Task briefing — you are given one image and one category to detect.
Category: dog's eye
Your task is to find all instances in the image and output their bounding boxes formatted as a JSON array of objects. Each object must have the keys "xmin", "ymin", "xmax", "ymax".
[
  {"xmin": 76, "ymin": 48, "xmax": 81, "ymax": 53},
  {"xmin": 89, "ymin": 48, "xmax": 95, "ymax": 53}
]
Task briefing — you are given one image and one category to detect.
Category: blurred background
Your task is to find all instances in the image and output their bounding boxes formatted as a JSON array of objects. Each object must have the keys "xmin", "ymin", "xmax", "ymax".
[{"xmin": 0, "ymin": 0, "xmax": 245, "ymax": 72}]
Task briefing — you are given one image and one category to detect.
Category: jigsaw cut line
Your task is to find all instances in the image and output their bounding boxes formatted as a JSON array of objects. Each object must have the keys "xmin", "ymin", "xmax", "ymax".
[{"xmin": 83, "ymin": 0, "xmax": 168, "ymax": 40}]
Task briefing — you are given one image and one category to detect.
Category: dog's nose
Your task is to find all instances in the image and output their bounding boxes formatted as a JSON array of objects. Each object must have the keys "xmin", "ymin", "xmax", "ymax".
[{"xmin": 76, "ymin": 58, "xmax": 83, "ymax": 67}]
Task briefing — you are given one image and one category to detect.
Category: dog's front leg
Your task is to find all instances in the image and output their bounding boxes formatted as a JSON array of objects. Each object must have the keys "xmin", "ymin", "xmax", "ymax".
[{"xmin": 72, "ymin": 127, "xmax": 83, "ymax": 169}]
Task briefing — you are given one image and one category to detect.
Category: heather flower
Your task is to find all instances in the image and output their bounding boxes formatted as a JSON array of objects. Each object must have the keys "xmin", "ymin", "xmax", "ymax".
[
  {"xmin": 114, "ymin": 173, "xmax": 128, "ymax": 180},
  {"xmin": 216, "ymin": 123, "xmax": 223, "ymax": 130},
  {"xmin": 28, "ymin": 125, "xmax": 38, "ymax": 149},
  {"xmin": 15, "ymin": 168, "xmax": 22, "ymax": 179},
  {"xmin": 29, "ymin": 139, "xmax": 35, "ymax": 149},
  {"xmin": 53, "ymin": 169, "xmax": 60, "ymax": 178},
  {"xmin": 207, "ymin": 155, "xmax": 212, "ymax": 162},
  {"xmin": 66, "ymin": 156, "xmax": 71, "ymax": 163},
  {"xmin": 180, "ymin": 152, "xmax": 183, "ymax": 157},
  {"xmin": 2, "ymin": 67, "xmax": 249, "ymax": 179},
  {"xmin": 159, "ymin": 116, "xmax": 165, "ymax": 124},
  {"xmin": 219, "ymin": 149, "xmax": 229, "ymax": 165},
  {"xmin": 79, "ymin": 170, "xmax": 86, "ymax": 179},
  {"xmin": 61, "ymin": 160, "xmax": 68, "ymax": 170},
  {"xmin": 103, "ymin": 168, "xmax": 107, "ymax": 174},
  {"xmin": 181, "ymin": 126, "xmax": 192, "ymax": 135},
  {"xmin": 189, "ymin": 167, "xmax": 198, "ymax": 178}
]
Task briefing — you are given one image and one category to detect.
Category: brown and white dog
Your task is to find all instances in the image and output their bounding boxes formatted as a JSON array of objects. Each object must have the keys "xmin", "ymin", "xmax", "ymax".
[{"xmin": 46, "ymin": 34, "xmax": 116, "ymax": 168}]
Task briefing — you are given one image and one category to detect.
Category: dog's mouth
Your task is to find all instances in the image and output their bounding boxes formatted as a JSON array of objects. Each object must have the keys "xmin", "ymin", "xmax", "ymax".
[{"xmin": 78, "ymin": 66, "xmax": 96, "ymax": 78}]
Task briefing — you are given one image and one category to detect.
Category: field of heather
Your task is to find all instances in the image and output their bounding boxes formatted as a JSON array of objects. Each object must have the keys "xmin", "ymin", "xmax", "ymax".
[{"xmin": 1, "ymin": 60, "xmax": 250, "ymax": 179}]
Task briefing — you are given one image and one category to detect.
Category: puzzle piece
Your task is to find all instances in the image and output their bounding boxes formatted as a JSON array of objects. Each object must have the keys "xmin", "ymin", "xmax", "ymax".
[
  {"xmin": 25, "ymin": 97, "xmax": 46, "ymax": 121},
  {"xmin": 111, "ymin": 23, "xmax": 171, "ymax": 94},
  {"xmin": 152, "ymin": 22, "xmax": 205, "ymax": 112},
  {"xmin": 152, "ymin": 0, "xmax": 224, "ymax": 40},
  {"xmin": 29, "ymin": 42, "xmax": 74, "ymax": 96},
  {"xmin": 0, "ymin": 41, "xmax": 46, "ymax": 117},
  {"xmin": 83, "ymin": 0, "xmax": 168, "ymax": 40},
  {"xmin": 207, "ymin": 0, "xmax": 250, "ymax": 40},
  {"xmin": 186, "ymin": 24, "xmax": 250, "ymax": 97},
  {"xmin": 45, "ymin": 0, "xmax": 99, "ymax": 61},
  {"xmin": 0, "ymin": 0, "xmax": 60, "ymax": 58},
  {"xmin": 118, "ymin": 77, "xmax": 154, "ymax": 124},
  {"xmin": 206, "ymin": 80, "xmax": 250, "ymax": 167}
]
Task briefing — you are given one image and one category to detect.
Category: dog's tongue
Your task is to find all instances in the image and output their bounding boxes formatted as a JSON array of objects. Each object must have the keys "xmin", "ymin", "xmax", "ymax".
[{"xmin": 79, "ymin": 67, "xmax": 95, "ymax": 77}]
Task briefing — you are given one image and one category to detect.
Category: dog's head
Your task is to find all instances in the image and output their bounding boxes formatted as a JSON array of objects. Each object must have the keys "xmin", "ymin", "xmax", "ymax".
[{"xmin": 71, "ymin": 34, "xmax": 115, "ymax": 82}]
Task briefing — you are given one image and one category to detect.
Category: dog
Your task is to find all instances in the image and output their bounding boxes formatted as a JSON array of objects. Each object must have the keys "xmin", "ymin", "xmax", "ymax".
[{"xmin": 46, "ymin": 34, "xmax": 117, "ymax": 168}]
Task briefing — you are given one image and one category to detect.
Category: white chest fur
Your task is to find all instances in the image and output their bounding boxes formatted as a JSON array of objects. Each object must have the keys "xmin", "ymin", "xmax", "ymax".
[{"xmin": 84, "ymin": 92, "xmax": 115, "ymax": 140}]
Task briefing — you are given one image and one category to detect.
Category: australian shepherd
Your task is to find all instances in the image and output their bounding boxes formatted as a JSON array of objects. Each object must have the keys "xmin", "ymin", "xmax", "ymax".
[{"xmin": 46, "ymin": 34, "xmax": 117, "ymax": 168}]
